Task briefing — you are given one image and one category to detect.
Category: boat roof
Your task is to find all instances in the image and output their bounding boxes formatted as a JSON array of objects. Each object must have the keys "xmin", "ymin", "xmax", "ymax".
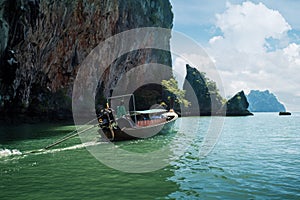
[{"xmin": 134, "ymin": 109, "xmax": 167, "ymax": 114}]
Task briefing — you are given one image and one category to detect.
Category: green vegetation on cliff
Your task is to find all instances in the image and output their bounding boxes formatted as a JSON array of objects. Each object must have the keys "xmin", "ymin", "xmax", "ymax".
[
  {"xmin": 183, "ymin": 64, "xmax": 224, "ymax": 115},
  {"xmin": 162, "ymin": 78, "xmax": 190, "ymax": 108}
]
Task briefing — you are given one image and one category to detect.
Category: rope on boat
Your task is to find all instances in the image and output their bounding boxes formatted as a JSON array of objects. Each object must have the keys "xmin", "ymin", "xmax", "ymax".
[
  {"xmin": 54, "ymin": 118, "xmax": 97, "ymax": 140},
  {"xmin": 44, "ymin": 119, "xmax": 98, "ymax": 150},
  {"xmin": 44, "ymin": 124, "xmax": 98, "ymax": 150}
]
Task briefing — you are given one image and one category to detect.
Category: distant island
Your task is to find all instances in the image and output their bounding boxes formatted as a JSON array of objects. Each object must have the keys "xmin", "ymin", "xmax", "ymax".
[{"xmin": 247, "ymin": 90, "xmax": 286, "ymax": 112}]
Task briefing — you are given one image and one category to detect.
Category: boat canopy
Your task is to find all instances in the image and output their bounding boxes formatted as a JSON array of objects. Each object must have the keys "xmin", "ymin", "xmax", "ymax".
[{"xmin": 134, "ymin": 109, "xmax": 167, "ymax": 114}]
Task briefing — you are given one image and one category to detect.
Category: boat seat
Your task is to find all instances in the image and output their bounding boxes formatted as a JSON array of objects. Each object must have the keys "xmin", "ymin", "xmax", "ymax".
[{"xmin": 116, "ymin": 117, "xmax": 134, "ymax": 129}]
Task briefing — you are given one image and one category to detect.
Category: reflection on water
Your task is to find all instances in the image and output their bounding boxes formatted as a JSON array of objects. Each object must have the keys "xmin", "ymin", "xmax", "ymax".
[
  {"xmin": 168, "ymin": 113, "xmax": 300, "ymax": 199},
  {"xmin": 1, "ymin": 113, "xmax": 300, "ymax": 199},
  {"xmin": 0, "ymin": 123, "xmax": 179, "ymax": 200}
]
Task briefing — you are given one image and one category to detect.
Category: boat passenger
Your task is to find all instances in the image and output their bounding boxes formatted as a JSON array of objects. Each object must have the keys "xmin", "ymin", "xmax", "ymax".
[{"xmin": 117, "ymin": 100, "xmax": 127, "ymax": 118}]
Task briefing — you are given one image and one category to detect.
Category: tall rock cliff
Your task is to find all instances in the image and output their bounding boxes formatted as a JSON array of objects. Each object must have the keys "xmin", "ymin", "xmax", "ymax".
[
  {"xmin": 0, "ymin": 0, "xmax": 173, "ymax": 121},
  {"xmin": 183, "ymin": 64, "xmax": 224, "ymax": 116},
  {"xmin": 224, "ymin": 91, "xmax": 253, "ymax": 116}
]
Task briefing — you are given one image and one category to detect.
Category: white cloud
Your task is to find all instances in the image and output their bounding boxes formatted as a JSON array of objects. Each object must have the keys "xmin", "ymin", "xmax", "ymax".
[
  {"xmin": 209, "ymin": 36, "xmax": 223, "ymax": 44},
  {"xmin": 213, "ymin": 1, "xmax": 291, "ymax": 53},
  {"xmin": 206, "ymin": 1, "xmax": 300, "ymax": 110},
  {"xmin": 173, "ymin": 56, "xmax": 187, "ymax": 89},
  {"xmin": 284, "ymin": 43, "xmax": 300, "ymax": 65}
]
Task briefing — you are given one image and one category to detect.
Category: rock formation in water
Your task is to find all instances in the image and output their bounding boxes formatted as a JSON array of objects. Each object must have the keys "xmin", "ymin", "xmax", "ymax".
[
  {"xmin": 183, "ymin": 64, "xmax": 224, "ymax": 116},
  {"xmin": 224, "ymin": 91, "xmax": 253, "ymax": 116},
  {"xmin": 247, "ymin": 90, "xmax": 286, "ymax": 112},
  {"xmin": 0, "ymin": 0, "xmax": 173, "ymax": 121},
  {"xmin": 183, "ymin": 64, "xmax": 252, "ymax": 116}
]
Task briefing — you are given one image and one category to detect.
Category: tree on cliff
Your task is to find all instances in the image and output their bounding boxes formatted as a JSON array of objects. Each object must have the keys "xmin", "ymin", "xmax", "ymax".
[{"xmin": 161, "ymin": 78, "xmax": 190, "ymax": 108}]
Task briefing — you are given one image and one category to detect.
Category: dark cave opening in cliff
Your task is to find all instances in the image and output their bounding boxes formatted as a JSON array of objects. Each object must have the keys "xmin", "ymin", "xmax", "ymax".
[
  {"xmin": 130, "ymin": 83, "xmax": 164, "ymax": 111},
  {"xmin": 95, "ymin": 83, "xmax": 165, "ymax": 114},
  {"xmin": 129, "ymin": 83, "xmax": 182, "ymax": 114}
]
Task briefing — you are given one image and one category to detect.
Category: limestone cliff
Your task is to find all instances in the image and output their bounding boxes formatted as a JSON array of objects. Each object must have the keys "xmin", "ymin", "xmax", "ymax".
[
  {"xmin": 0, "ymin": 0, "xmax": 173, "ymax": 121},
  {"xmin": 183, "ymin": 64, "xmax": 224, "ymax": 116},
  {"xmin": 183, "ymin": 64, "xmax": 252, "ymax": 116},
  {"xmin": 224, "ymin": 91, "xmax": 253, "ymax": 116}
]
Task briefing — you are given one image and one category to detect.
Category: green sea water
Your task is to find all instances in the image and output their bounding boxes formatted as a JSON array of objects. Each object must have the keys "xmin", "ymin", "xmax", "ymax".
[{"xmin": 1, "ymin": 113, "xmax": 300, "ymax": 199}]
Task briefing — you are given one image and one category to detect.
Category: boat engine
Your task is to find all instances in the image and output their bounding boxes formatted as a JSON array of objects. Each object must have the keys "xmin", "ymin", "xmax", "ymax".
[
  {"xmin": 97, "ymin": 108, "xmax": 117, "ymax": 140},
  {"xmin": 97, "ymin": 108, "xmax": 115, "ymax": 128}
]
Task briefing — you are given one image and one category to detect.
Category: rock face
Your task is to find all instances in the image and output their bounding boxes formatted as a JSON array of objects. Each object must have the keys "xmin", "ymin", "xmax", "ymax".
[
  {"xmin": 183, "ymin": 64, "xmax": 252, "ymax": 116},
  {"xmin": 0, "ymin": 0, "xmax": 173, "ymax": 121},
  {"xmin": 247, "ymin": 90, "xmax": 286, "ymax": 112},
  {"xmin": 183, "ymin": 64, "xmax": 224, "ymax": 116},
  {"xmin": 224, "ymin": 91, "xmax": 253, "ymax": 116}
]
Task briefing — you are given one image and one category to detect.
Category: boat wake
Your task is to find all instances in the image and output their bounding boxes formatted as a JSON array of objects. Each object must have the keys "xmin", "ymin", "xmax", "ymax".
[
  {"xmin": 0, "ymin": 141, "xmax": 104, "ymax": 161},
  {"xmin": 0, "ymin": 148, "xmax": 22, "ymax": 158},
  {"xmin": 30, "ymin": 141, "xmax": 103, "ymax": 156}
]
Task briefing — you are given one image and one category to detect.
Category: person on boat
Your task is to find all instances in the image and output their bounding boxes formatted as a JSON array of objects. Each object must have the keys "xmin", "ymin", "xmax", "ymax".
[
  {"xmin": 97, "ymin": 103, "xmax": 115, "ymax": 126},
  {"xmin": 116, "ymin": 100, "xmax": 127, "ymax": 118}
]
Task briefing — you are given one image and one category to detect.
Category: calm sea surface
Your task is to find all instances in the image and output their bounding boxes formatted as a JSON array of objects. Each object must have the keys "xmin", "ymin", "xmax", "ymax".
[{"xmin": 1, "ymin": 113, "xmax": 299, "ymax": 199}]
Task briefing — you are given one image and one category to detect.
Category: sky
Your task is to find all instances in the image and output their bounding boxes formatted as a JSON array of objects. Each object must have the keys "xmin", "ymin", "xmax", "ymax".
[{"xmin": 170, "ymin": 0, "xmax": 300, "ymax": 111}]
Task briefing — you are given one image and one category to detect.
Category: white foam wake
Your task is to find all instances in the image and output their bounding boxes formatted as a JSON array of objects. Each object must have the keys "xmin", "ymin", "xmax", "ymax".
[
  {"xmin": 0, "ymin": 148, "xmax": 22, "ymax": 158},
  {"xmin": 23, "ymin": 141, "xmax": 103, "ymax": 156},
  {"xmin": 43, "ymin": 141, "xmax": 101, "ymax": 154},
  {"xmin": 1, "ymin": 141, "xmax": 103, "ymax": 160}
]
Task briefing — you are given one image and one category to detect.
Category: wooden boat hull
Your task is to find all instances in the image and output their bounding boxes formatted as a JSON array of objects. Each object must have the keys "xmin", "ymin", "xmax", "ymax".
[{"xmin": 99, "ymin": 113, "xmax": 178, "ymax": 141}]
